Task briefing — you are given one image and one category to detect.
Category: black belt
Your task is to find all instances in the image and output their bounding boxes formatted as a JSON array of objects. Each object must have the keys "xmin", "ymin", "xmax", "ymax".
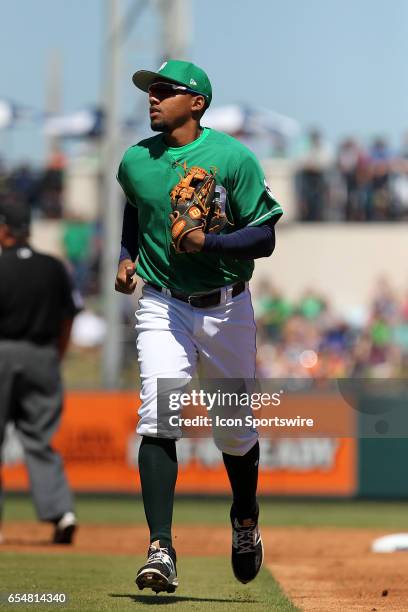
[{"xmin": 146, "ymin": 280, "xmax": 246, "ymax": 308}]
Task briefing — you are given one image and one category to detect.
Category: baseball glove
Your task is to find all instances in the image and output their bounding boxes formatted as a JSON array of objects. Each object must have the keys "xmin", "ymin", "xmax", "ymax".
[{"xmin": 169, "ymin": 164, "xmax": 229, "ymax": 253}]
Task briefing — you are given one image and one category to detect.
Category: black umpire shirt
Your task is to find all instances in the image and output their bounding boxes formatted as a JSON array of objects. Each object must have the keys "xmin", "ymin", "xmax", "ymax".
[{"xmin": 0, "ymin": 245, "xmax": 80, "ymax": 345}]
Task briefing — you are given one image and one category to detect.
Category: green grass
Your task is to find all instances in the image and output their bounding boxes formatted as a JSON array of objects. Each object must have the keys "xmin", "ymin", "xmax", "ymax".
[
  {"xmin": 0, "ymin": 553, "xmax": 298, "ymax": 612},
  {"xmin": 6, "ymin": 496, "xmax": 408, "ymax": 611},
  {"xmin": 5, "ymin": 495, "xmax": 408, "ymax": 529}
]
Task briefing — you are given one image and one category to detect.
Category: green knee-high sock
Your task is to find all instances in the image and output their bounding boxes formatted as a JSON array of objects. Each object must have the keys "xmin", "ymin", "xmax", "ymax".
[
  {"xmin": 223, "ymin": 441, "xmax": 259, "ymax": 521},
  {"xmin": 138, "ymin": 436, "xmax": 177, "ymax": 547}
]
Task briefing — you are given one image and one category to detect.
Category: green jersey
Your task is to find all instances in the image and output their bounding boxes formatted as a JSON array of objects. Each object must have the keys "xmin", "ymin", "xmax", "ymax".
[{"xmin": 117, "ymin": 127, "xmax": 283, "ymax": 294}]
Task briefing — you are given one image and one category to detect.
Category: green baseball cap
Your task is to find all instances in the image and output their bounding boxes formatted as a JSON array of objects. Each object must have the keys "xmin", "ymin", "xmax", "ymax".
[{"xmin": 132, "ymin": 59, "xmax": 212, "ymax": 106}]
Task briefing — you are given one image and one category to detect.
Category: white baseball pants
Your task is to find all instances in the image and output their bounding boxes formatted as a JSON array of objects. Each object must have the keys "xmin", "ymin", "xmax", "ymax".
[{"xmin": 134, "ymin": 283, "xmax": 258, "ymax": 455}]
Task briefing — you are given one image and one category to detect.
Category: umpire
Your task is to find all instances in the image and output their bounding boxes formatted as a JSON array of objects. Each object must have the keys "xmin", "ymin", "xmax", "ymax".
[{"xmin": 0, "ymin": 200, "xmax": 80, "ymax": 544}]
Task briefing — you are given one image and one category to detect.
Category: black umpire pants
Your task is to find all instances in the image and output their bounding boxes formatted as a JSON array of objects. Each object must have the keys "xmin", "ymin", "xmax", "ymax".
[{"xmin": 0, "ymin": 340, "xmax": 73, "ymax": 521}]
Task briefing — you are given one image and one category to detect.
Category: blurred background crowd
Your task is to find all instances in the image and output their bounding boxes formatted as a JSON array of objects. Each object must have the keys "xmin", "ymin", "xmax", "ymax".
[
  {"xmin": 292, "ymin": 129, "xmax": 408, "ymax": 222},
  {"xmin": 3, "ymin": 127, "xmax": 408, "ymax": 232},
  {"xmin": 0, "ymin": 152, "xmax": 103, "ymax": 296},
  {"xmin": 1, "ymin": 125, "xmax": 408, "ymax": 387},
  {"xmin": 0, "ymin": 154, "xmax": 65, "ymax": 220},
  {"xmin": 254, "ymin": 277, "xmax": 408, "ymax": 379}
]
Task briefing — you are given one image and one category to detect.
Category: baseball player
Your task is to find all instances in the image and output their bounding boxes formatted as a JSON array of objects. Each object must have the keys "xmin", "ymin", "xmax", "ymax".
[
  {"xmin": 0, "ymin": 200, "xmax": 80, "ymax": 544},
  {"xmin": 115, "ymin": 60, "xmax": 283, "ymax": 594}
]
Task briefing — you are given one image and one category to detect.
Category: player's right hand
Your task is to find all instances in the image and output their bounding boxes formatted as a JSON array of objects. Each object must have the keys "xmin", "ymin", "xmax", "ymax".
[{"xmin": 115, "ymin": 260, "xmax": 137, "ymax": 294}]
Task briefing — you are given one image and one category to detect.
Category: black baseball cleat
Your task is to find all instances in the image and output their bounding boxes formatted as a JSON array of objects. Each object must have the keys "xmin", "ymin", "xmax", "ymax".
[
  {"xmin": 135, "ymin": 543, "xmax": 178, "ymax": 594},
  {"xmin": 230, "ymin": 504, "xmax": 264, "ymax": 584},
  {"xmin": 52, "ymin": 512, "xmax": 77, "ymax": 545}
]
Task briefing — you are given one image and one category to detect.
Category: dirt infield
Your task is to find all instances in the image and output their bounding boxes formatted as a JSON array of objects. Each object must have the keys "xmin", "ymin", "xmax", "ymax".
[
  {"xmin": 3, "ymin": 523, "xmax": 408, "ymax": 610},
  {"xmin": 268, "ymin": 527, "xmax": 408, "ymax": 612}
]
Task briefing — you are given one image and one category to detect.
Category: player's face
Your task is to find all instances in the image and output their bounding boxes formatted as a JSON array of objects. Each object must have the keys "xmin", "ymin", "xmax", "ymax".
[{"xmin": 148, "ymin": 80, "xmax": 205, "ymax": 132}]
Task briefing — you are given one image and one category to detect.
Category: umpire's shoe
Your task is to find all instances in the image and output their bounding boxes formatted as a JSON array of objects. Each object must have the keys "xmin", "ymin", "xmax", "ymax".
[
  {"xmin": 135, "ymin": 543, "xmax": 178, "ymax": 594},
  {"xmin": 52, "ymin": 512, "xmax": 77, "ymax": 545},
  {"xmin": 230, "ymin": 504, "xmax": 264, "ymax": 584}
]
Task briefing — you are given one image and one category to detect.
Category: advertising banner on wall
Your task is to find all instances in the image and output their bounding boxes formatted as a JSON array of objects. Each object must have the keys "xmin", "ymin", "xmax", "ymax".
[{"xmin": 2, "ymin": 391, "xmax": 357, "ymax": 497}]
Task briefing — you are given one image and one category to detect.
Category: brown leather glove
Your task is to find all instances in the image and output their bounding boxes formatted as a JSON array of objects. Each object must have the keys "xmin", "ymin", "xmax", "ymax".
[{"xmin": 169, "ymin": 165, "xmax": 229, "ymax": 253}]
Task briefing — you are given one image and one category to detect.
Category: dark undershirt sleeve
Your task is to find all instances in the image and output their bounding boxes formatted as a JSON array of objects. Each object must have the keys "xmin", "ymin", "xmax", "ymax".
[
  {"xmin": 119, "ymin": 201, "xmax": 139, "ymax": 262},
  {"xmin": 202, "ymin": 220, "xmax": 276, "ymax": 260}
]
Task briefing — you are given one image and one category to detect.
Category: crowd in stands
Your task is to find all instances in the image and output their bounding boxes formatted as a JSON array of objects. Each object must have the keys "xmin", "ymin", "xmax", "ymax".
[
  {"xmin": 0, "ymin": 154, "xmax": 102, "ymax": 296},
  {"xmin": 62, "ymin": 215, "xmax": 102, "ymax": 295},
  {"xmin": 2, "ymin": 126, "xmax": 408, "ymax": 303},
  {"xmin": 4, "ymin": 154, "xmax": 406, "ymax": 377},
  {"xmin": 3, "ymin": 127, "xmax": 408, "ymax": 228},
  {"xmin": 254, "ymin": 277, "xmax": 408, "ymax": 378},
  {"xmin": 295, "ymin": 130, "xmax": 408, "ymax": 221},
  {"xmin": 0, "ymin": 154, "xmax": 65, "ymax": 219}
]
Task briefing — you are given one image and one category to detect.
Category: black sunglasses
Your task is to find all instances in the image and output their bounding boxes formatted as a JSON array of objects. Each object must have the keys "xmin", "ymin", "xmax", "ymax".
[{"xmin": 148, "ymin": 81, "xmax": 206, "ymax": 99}]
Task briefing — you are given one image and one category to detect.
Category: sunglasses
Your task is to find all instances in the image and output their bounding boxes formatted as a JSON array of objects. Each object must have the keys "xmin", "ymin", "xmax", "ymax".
[{"xmin": 148, "ymin": 81, "xmax": 206, "ymax": 99}]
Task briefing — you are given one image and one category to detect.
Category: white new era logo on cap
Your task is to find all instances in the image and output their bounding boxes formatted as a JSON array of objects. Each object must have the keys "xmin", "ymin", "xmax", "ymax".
[{"xmin": 190, "ymin": 78, "xmax": 197, "ymax": 86}]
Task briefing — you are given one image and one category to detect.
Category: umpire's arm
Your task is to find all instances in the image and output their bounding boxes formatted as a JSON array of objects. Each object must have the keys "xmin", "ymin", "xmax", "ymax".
[
  {"xmin": 58, "ymin": 318, "xmax": 74, "ymax": 359},
  {"xmin": 58, "ymin": 262, "xmax": 83, "ymax": 359}
]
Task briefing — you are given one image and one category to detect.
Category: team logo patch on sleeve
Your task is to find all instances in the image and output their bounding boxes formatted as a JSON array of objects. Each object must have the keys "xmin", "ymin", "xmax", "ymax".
[{"xmin": 214, "ymin": 184, "xmax": 227, "ymax": 214}]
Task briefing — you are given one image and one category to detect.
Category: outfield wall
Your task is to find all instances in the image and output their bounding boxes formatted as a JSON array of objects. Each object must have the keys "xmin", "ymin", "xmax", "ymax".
[
  {"xmin": 3, "ymin": 391, "xmax": 407, "ymax": 498},
  {"xmin": 253, "ymin": 223, "xmax": 408, "ymax": 312},
  {"xmin": 31, "ymin": 220, "xmax": 408, "ymax": 313}
]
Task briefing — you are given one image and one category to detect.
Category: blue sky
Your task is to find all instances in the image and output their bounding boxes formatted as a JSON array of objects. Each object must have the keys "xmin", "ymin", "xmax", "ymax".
[{"xmin": 2, "ymin": 0, "xmax": 408, "ymax": 163}]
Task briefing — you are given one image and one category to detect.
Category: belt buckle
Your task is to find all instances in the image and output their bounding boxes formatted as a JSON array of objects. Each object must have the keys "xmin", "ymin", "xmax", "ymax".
[
  {"xmin": 187, "ymin": 288, "xmax": 223, "ymax": 307},
  {"xmin": 186, "ymin": 289, "xmax": 203, "ymax": 304},
  {"xmin": 187, "ymin": 292, "xmax": 210, "ymax": 307},
  {"xmin": 186, "ymin": 293, "xmax": 200, "ymax": 305}
]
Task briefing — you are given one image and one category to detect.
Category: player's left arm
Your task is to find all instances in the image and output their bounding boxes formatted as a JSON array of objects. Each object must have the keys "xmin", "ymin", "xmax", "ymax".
[{"xmin": 199, "ymin": 220, "xmax": 276, "ymax": 259}]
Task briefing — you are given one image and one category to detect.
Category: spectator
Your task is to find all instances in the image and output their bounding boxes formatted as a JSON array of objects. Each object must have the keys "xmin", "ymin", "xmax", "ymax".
[
  {"xmin": 0, "ymin": 158, "xmax": 8, "ymax": 197},
  {"xmin": 297, "ymin": 289, "xmax": 326, "ymax": 320},
  {"xmin": 38, "ymin": 153, "xmax": 66, "ymax": 218},
  {"xmin": 336, "ymin": 138, "xmax": 368, "ymax": 220},
  {"xmin": 391, "ymin": 134, "xmax": 408, "ymax": 219},
  {"xmin": 295, "ymin": 128, "xmax": 334, "ymax": 221},
  {"xmin": 8, "ymin": 163, "xmax": 37, "ymax": 211},
  {"xmin": 366, "ymin": 137, "xmax": 394, "ymax": 220},
  {"xmin": 253, "ymin": 281, "xmax": 292, "ymax": 341},
  {"xmin": 371, "ymin": 276, "xmax": 399, "ymax": 322},
  {"xmin": 62, "ymin": 214, "xmax": 93, "ymax": 294},
  {"xmin": 0, "ymin": 157, "xmax": 67, "ymax": 220}
]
